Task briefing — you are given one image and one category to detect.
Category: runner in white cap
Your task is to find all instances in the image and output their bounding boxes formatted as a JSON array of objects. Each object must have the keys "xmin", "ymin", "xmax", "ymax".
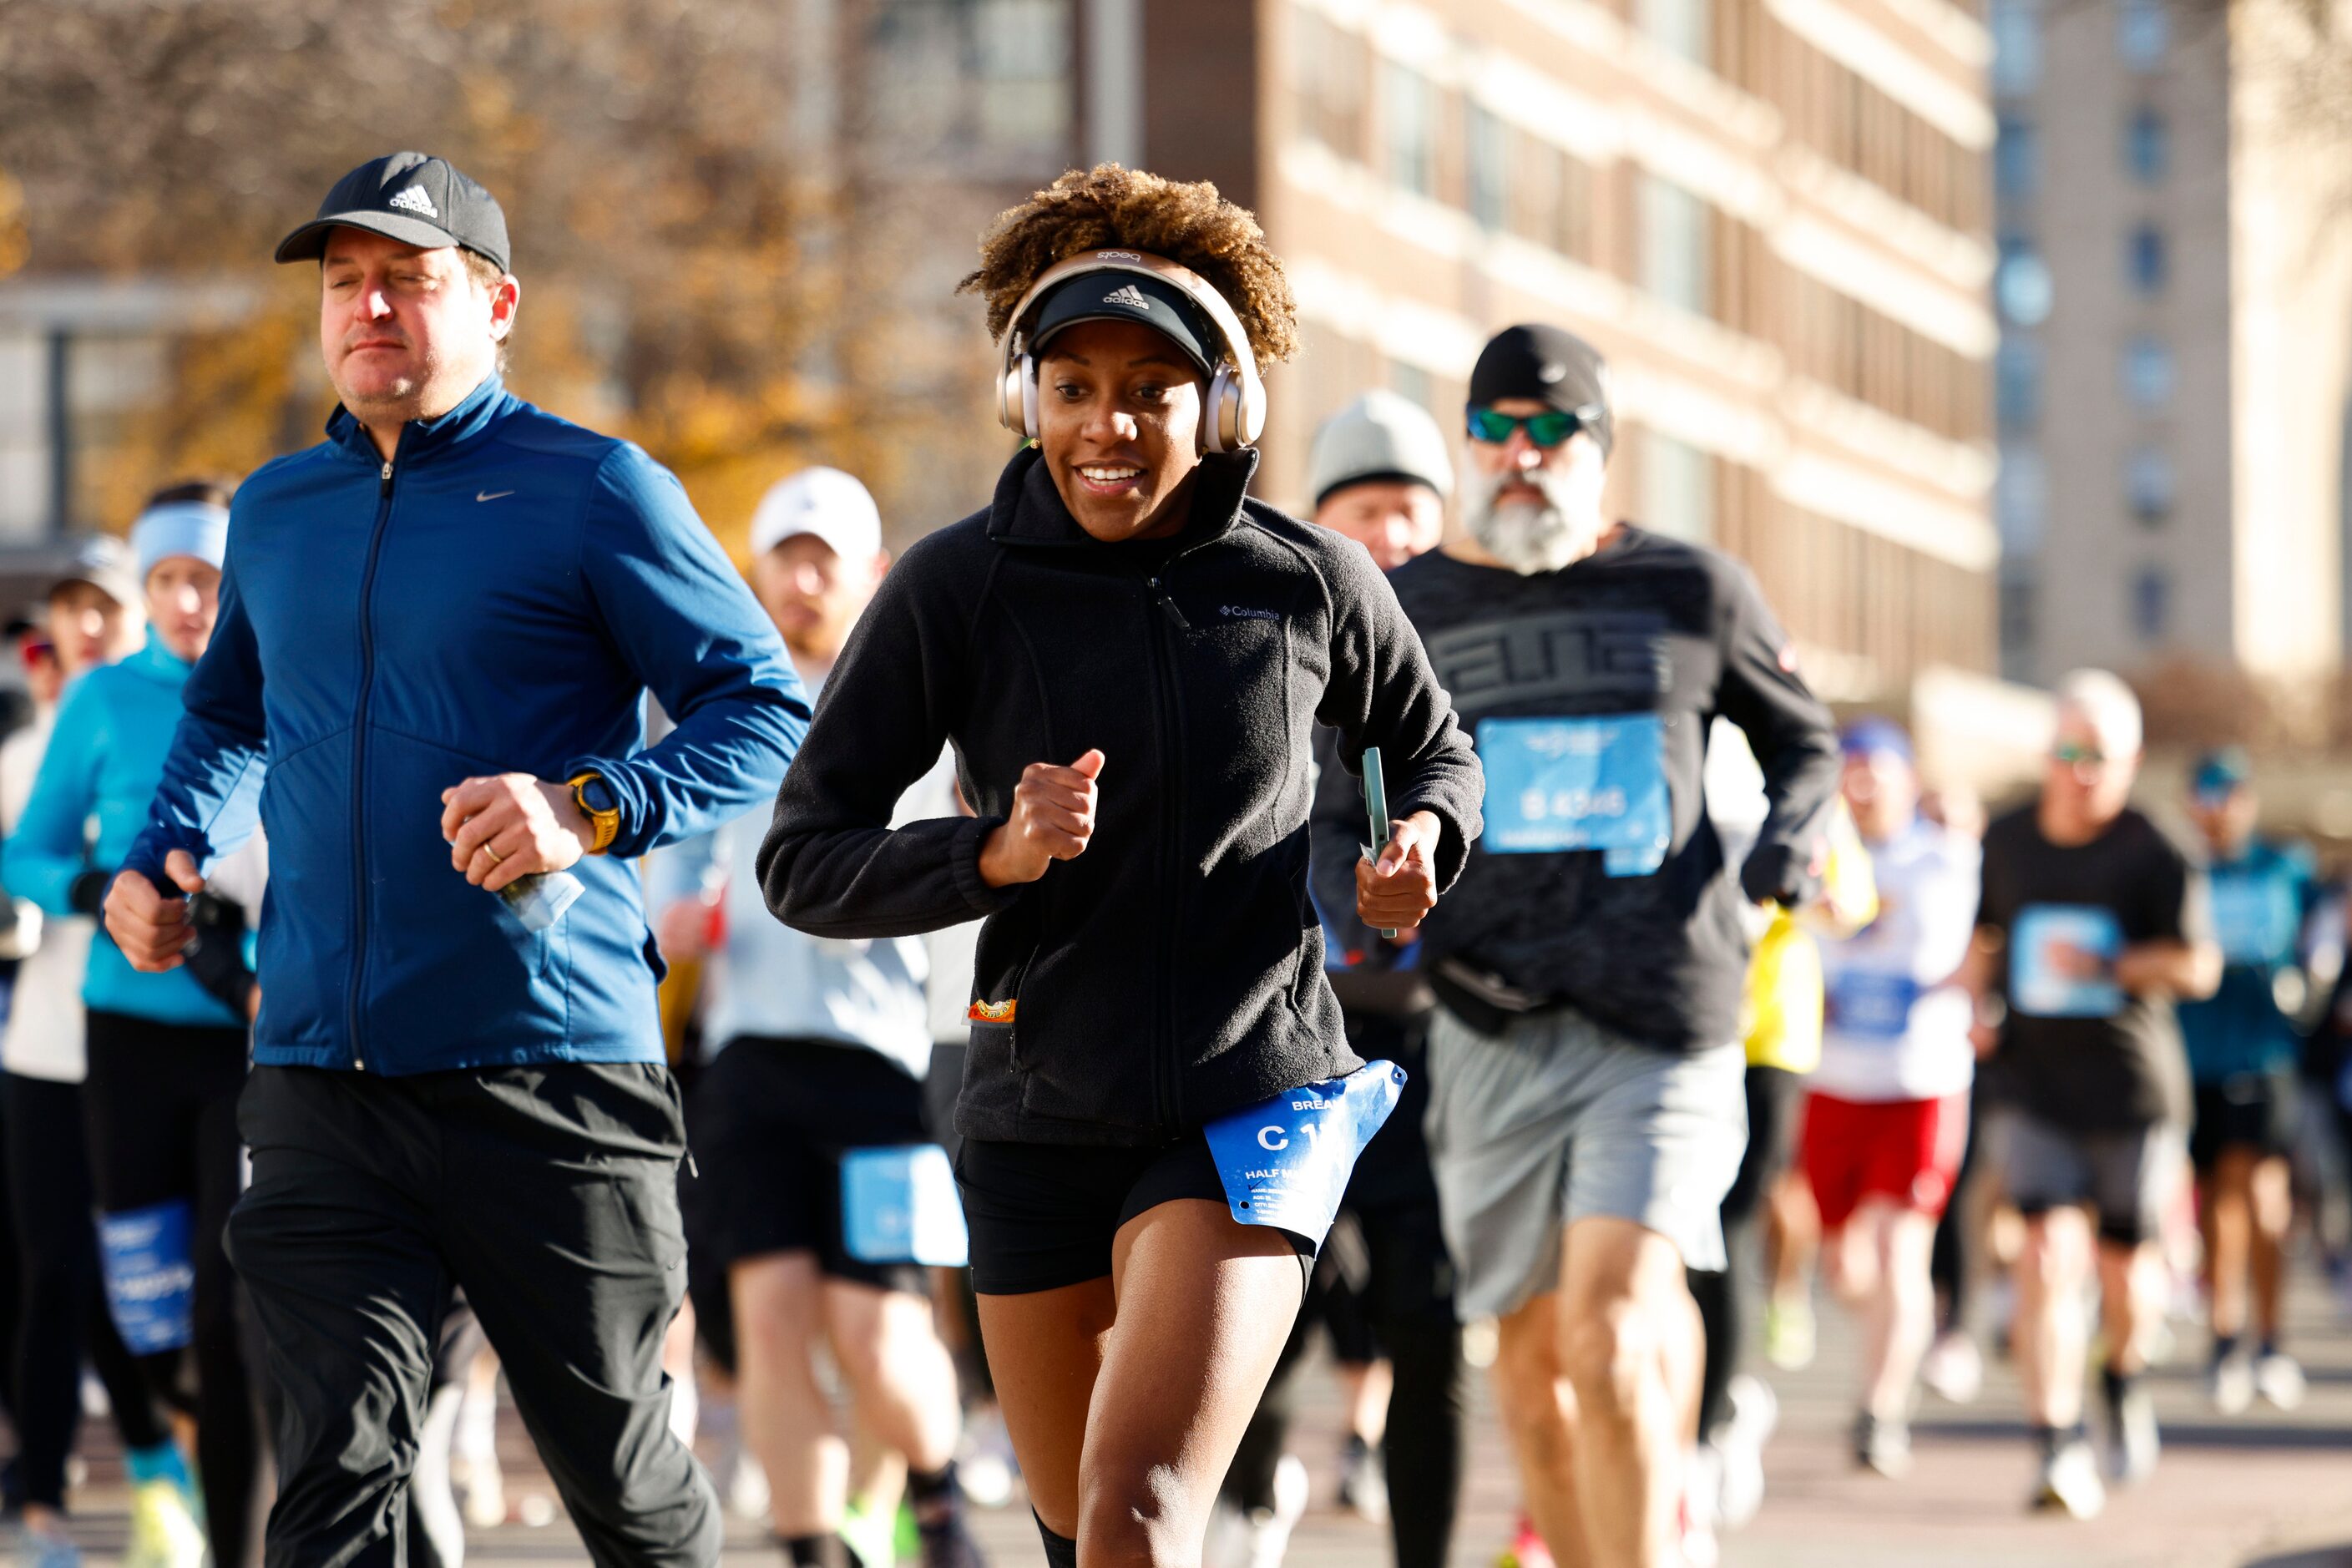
[{"xmin": 656, "ymin": 466, "xmax": 985, "ymax": 1568}]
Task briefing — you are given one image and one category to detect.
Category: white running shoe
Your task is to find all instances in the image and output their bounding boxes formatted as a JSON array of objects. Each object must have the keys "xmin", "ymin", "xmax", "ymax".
[
  {"xmin": 1920, "ymin": 1330, "xmax": 1983, "ymax": 1405},
  {"xmin": 2254, "ymin": 1348, "xmax": 2307, "ymax": 1411},
  {"xmin": 1761, "ymin": 1299, "xmax": 1815, "ymax": 1372},
  {"xmin": 1240, "ymin": 1455, "xmax": 1309, "ymax": 1568},
  {"xmin": 1712, "ymin": 1375, "xmax": 1778, "ymax": 1530},
  {"xmin": 122, "ymin": 1481, "xmax": 205, "ymax": 1568},
  {"xmin": 956, "ymin": 1404, "xmax": 1018, "ymax": 1511},
  {"xmin": 2031, "ymin": 1438, "xmax": 2105, "ymax": 1519},
  {"xmin": 2208, "ymin": 1349, "xmax": 2255, "ymax": 1415},
  {"xmin": 2102, "ymin": 1378, "xmax": 2160, "ymax": 1485}
]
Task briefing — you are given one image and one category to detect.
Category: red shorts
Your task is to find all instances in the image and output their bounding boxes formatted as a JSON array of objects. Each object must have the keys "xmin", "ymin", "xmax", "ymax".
[{"xmin": 1798, "ymin": 1090, "xmax": 1970, "ymax": 1232}]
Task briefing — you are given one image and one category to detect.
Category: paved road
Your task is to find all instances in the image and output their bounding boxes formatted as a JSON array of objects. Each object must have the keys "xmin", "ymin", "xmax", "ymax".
[{"xmin": 41, "ymin": 1265, "xmax": 2352, "ymax": 1566}]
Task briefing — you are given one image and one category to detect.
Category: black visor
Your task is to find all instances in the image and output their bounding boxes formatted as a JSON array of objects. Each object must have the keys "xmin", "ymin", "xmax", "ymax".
[{"xmin": 1027, "ymin": 271, "xmax": 1221, "ymax": 380}]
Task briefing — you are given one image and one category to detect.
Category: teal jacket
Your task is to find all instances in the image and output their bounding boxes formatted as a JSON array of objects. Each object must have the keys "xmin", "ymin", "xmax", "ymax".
[{"xmin": 4, "ymin": 641, "xmax": 246, "ymax": 1027}]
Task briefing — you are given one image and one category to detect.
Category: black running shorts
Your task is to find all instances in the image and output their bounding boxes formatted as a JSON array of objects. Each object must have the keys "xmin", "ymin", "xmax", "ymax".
[
  {"xmin": 954, "ymin": 1135, "xmax": 1316, "ymax": 1296},
  {"xmin": 685, "ymin": 1036, "xmax": 933, "ymax": 1296}
]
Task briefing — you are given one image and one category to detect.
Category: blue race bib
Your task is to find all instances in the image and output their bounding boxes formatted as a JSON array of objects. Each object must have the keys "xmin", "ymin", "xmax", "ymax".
[
  {"xmin": 1202, "ymin": 1063, "xmax": 1404, "ymax": 1245},
  {"xmin": 2011, "ymin": 905, "xmax": 2124, "ymax": 1019},
  {"xmin": 99, "ymin": 1199, "xmax": 195, "ymax": 1355},
  {"xmin": 1476, "ymin": 715, "xmax": 1671, "ymax": 875},
  {"xmin": 1826, "ymin": 969, "xmax": 1922, "ymax": 1042},
  {"xmin": 2209, "ymin": 870, "xmax": 2295, "ymax": 967},
  {"xmin": 841, "ymin": 1145, "xmax": 969, "ymax": 1267}
]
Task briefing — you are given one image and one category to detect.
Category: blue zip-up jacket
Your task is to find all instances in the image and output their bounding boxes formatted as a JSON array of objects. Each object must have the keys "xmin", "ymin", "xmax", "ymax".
[
  {"xmin": 6, "ymin": 642, "xmax": 243, "ymax": 1028},
  {"xmin": 122, "ymin": 376, "xmax": 809, "ymax": 1075}
]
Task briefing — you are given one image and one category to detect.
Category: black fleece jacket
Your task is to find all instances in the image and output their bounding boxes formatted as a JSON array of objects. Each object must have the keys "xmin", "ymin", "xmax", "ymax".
[{"xmin": 758, "ymin": 447, "xmax": 1485, "ymax": 1146}]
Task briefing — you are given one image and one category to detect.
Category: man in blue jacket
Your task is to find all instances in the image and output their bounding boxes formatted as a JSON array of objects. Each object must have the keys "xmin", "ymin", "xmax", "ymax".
[{"xmin": 103, "ymin": 152, "xmax": 808, "ymax": 1568}]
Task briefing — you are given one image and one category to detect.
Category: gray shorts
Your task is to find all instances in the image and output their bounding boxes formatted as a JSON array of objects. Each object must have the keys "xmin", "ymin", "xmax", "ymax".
[
  {"xmin": 1424, "ymin": 1005, "xmax": 1747, "ymax": 1319},
  {"xmin": 1995, "ymin": 1108, "xmax": 2184, "ymax": 1247}
]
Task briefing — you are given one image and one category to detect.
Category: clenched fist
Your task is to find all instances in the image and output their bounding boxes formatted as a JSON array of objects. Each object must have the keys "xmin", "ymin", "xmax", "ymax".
[{"xmin": 978, "ymin": 750, "xmax": 1104, "ymax": 888}]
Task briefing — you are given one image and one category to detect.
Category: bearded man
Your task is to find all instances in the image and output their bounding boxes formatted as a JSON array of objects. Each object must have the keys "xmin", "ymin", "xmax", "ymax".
[{"xmin": 1378, "ymin": 325, "xmax": 1841, "ymax": 1568}]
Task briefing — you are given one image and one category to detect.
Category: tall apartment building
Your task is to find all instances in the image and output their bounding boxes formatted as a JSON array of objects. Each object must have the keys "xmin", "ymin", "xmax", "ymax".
[
  {"xmin": 1070, "ymin": 0, "xmax": 2000, "ymax": 701},
  {"xmin": 1989, "ymin": 0, "xmax": 2352, "ymax": 715}
]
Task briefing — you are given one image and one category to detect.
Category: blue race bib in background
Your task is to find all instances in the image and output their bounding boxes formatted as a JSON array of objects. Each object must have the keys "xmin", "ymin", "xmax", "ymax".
[
  {"xmin": 2209, "ymin": 870, "xmax": 2296, "ymax": 967},
  {"xmin": 1826, "ymin": 969, "xmax": 1922, "ymax": 1042},
  {"xmin": 99, "ymin": 1199, "xmax": 195, "ymax": 1355},
  {"xmin": 1203, "ymin": 1062, "xmax": 1404, "ymax": 1245},
  {"xmin": 1476, "ymin": 715, "xmax": 1671, "ymax": 875},
  {"xmin": 842, "ymin": 1145, "xmax": 969, "ymax": 1267},
  {"xmin": 2011, "ymin": 904, "xmax": 2124, "ymax": 1018}
]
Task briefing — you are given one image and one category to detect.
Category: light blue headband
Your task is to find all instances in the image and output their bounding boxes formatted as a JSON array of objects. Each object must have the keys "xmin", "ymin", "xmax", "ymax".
[{"xmin": 130, "ymin": 501, "xmax": 229, "ymax": 581}]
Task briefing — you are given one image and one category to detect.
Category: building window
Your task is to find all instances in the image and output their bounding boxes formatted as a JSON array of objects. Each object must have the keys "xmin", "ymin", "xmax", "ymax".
[
  {"xmin": 1990, "ymin": 0, "xmax": 2041, "ymax": 95},
  {"xmin": 1384, "ymin": 63, "xmax": 1439, "ymax": 198},
  {"xmin": 1641, "ymin": 175, "xmax": 1711, "ymax": 316},
  {"xmin": 2120, "ymin": 0, "xmax": 2170, "ymax": 68},
  {"xmin": 1294, "ymin": 6, "xmax": 1370, "ymax": 162},
  {"xmin": 873, "ymin": 0, "xmax": 1075, "ymax": 159},
  {"xmin": 1466, "ymin": 103, "xmax": 1509, "ymax": 230},
  {"xmin": 1997, "ymin": 237, "xmax": 2054, "ymax": 325},
  {"xmin": 1638, "ymin": 0, "xmax": 1710, "ymax": 67},
  {"xmin": 1995, "ymin": 119, "xmax": 2040, "ymax": 203},
  {"xmin": 2132, "ymin": 565, "xmax": 2171, "ymax": 641},
  {"xmin": 1644, "ymin": 431, "xmax": 1715, "ymax": 542},
  {"xmin": 1997, "ymin": 444, "xmax": 2047, "ymax": 553},
  {"xmin": 2126, "ymin": 225, "xmax": 2168, "ymax": 292},
  {"xmin": 2125, "ymin": 107, "xmax": 2170, "ymax": 182},
  {"xmin": 2000, "ymin": 566, "xmax": 2037, "ymax": 665},
  {"xmin": 1996, "ymin": 337, "xmax": 2044, "ymax": 431},
  {"xmin": 2122, "ymin": 335, "xmax": 2174, "ymax": 408},
  {"xmin": 2125, "ymin": 446, "xmax": 2176, "ymax": 524}
]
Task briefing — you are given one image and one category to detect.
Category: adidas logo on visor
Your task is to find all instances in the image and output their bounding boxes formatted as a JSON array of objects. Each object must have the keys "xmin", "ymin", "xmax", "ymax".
[
  {"xmin": 1103, "ymin": 283, "xmax": 1151, "ymax": 311},
  {"xmin": 387, "ymin": 186, "xmax": 438, "ymax": 218}
]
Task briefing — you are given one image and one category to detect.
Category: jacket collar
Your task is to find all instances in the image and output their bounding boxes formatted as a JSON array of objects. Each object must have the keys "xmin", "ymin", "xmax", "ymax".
[
  {"xmin": 125, "ymin": 638, "xmax": 195, "ymax": 682},
  {"xmin": 986, "ymin": 444, "xmax": 1262, "ymax": 551},
  {"xmin": 326, "ymin": 372, "xmax": 512, "ymax": 468}
]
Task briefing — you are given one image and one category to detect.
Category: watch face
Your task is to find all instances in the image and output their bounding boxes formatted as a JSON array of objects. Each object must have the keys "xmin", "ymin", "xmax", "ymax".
[{"xmin": 580, "ymin": 776, "xmax": 619, "ymax": 816}]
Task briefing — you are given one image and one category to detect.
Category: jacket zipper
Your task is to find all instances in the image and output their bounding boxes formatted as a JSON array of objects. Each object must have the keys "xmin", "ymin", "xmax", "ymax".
[
  {"xmin": 346, "ymin": 455, "xmax": 397, "ymax": 1070},
  {"xmin": 1142, "ymin": 571, "xmax": 1186, "ymax": 1134}
]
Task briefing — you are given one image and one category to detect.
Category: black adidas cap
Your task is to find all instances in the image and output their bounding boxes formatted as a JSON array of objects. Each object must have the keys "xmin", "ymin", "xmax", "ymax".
[
  {"xmin": 1029, "ymin": 271, "xmax": 1219, "ymax": 380},
  {"xmin": 274, "ymin": 152, "xmax": 511, "ymax": 274}
]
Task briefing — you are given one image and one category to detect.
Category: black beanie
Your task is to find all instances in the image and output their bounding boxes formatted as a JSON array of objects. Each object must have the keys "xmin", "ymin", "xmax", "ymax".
[{"xmin": 1467, "ymin": 323, "xmax": 1613, "ymax": 458}]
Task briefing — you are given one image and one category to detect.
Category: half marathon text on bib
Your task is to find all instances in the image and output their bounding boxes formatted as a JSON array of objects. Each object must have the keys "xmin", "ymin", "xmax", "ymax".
[{"xmin": 1202, "ymin": 1063, "xmax": 1404, "ymax": 1245}]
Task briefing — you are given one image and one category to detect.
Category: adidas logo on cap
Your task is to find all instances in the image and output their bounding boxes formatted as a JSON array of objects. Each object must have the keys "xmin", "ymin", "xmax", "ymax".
[
  {"xmin": 1103, "ymin": 283, "xmax": 1151, "ymax": 311},
  {"xmin": 387, "ymin": 185, "xmax": 438, "ymax": 219}
]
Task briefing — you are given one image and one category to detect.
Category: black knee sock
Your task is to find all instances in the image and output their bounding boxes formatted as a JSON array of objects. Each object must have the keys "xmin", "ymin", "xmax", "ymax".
[
  {"xmin": 909, "ymin": 1459, "xmax": 964, "ymax": 1532},
  {"xmin": 1033, "ymin": 1512, "xmax": 1078, "ymax": 1568},
  {"xmin": 780, "ymin": 1535, "xmax": 829, "ymax": 1568}
]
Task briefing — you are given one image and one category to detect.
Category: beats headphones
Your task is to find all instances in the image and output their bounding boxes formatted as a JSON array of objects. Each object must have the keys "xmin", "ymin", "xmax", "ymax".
[{"xmin": 994, "ymin": 249, "xmax": 1267, "ymax": 453}]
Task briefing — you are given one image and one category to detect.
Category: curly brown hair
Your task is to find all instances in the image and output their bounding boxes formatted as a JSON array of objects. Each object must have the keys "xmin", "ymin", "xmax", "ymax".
[{"xmin": 959, "ymin": 164, "xmax": 1298, "ymax": 365}]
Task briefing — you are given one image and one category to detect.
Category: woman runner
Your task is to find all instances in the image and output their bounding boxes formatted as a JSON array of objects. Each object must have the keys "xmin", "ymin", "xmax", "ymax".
[{"xmin": 759, "ymin": 164, "xmax": 1482, "ymax": 1567}]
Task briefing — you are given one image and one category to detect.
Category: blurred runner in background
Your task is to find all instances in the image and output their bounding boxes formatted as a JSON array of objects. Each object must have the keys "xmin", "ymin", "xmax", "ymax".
[
  {"xmin": 1224, "ymin": 389, "xmax": 1465, "ymax": 1568},
  {"xmin": 1393, "ymin": 323, "xmax": 1839, "ymax": 1568},
  {"xmin": 2176, "ymin": 746, "xmax": 2314, "ymax": 1414},
  {"xmin": 655, "ymin": 466, "xmax": 984, "ymax": 1568},
  {"xmin": 1969, "ymin": 670, "xmax": 2218, "ymax": 1518},
  {"xmin": 5, "ymin": 496, "xmax": 265, "ymax": 1568},
  {"xmin": 1802, "ymin": 720, "xmax": 1978, "ymax": 1479},
  {"xmin": 0, "ymin": 532, "xmax": 198, "ymax": 1568}
]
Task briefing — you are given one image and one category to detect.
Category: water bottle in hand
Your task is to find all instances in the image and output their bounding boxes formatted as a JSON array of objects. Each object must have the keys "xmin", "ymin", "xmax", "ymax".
[{"xmin": 498, "ymin": 872, "xmax": 584, "ymax": 933}]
